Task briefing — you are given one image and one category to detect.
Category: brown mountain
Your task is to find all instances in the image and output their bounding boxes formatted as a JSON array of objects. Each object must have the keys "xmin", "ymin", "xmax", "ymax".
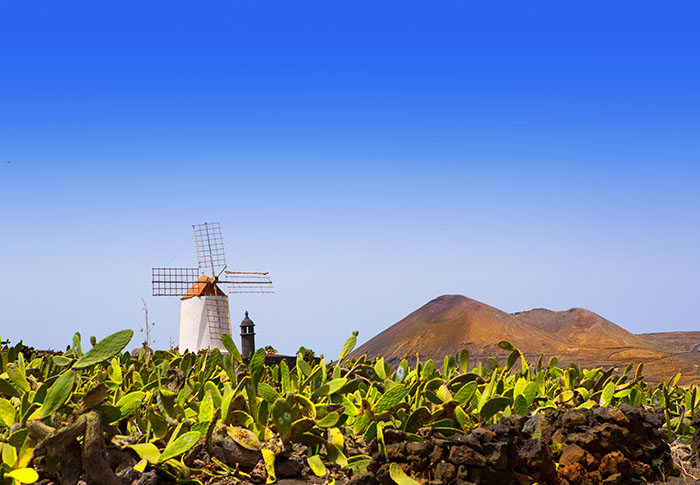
[
  {"xmin": 351, "ymin": 295, "xmax": 565, "ymax": 365},
  {"xmin": 512, "ymin": 307, "xmax": 650, "ymax": 349},
  {"xmin": 351, "ymin": 295, "xmax": 700, "ymax": 383},
  {"xmin": 637, "ymin": 331, "xmax": 700, "ymax": 353}
]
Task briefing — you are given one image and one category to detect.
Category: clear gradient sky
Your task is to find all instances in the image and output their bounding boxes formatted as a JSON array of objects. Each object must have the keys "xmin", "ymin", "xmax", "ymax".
[{"xmin": 1, "ymin": 1, "xmax": 699, "ymax": 358}]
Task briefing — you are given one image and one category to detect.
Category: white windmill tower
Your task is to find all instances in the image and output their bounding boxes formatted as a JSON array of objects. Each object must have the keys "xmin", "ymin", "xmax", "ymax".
[{"xmin": 152, "ymin": 222, "xmax": 274, "ymax": 353}]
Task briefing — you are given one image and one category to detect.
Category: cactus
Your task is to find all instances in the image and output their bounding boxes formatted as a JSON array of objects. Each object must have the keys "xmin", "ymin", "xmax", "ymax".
[
  {"xmin": 271, "ymin": 398, "xmax": 293, "ymax": 441},
  {"xmin": 31, "ymin": 369, "xmax": 75, "ymax": 420},
  {"xmin": 373, "ymin": 384, "xmax": 409, "ymax": 414},
  {"xmin": 389, "ymin": 462, "xmax": 420, "ymax": 485},
  {"xmin": 6, "ymin": 468, "xmax": 39, "ymax": 484},
  {"xmin": 0, "ymin": 327, "xmax": 696, "ymax": 482},
  {"xmin": 307, "ymin": 454, "xmax": 327, "ymax": 477},
  {"xmin": 258, "ymin": 382, "xmax": 280, "ymax": 403},
  {"xmin": 227, "ymin": 426, "xmax": 261, "ymax": 450},
  {"xmin": 128, "ymin": 443, "xmax": 161, "ymax": 464},
  {"xmin": 261, "ymin": 448, "xmax": 276, "ymax": 483},
  {"xmin": 73, "ymin": 329, "xmax": 133, "ymax": 369},
  {"xmin": 337, "ymin": 331, "xmax": 358, "ymax": 362},
  {"xmin": 116, "ymin": 391, "xmax": 145, "ymax": 419},
  {"xmin": 479, "ymin": 396, "xmax": 511, "ymax": 421},
  {"xmin": 6, "ymin": 364, "xmax": 30, "ymax": 394},
  {"xmin": 221, "ymin": 333, "xmax": 243, "ymax": 364},
  {"xmin": 0, "ymin": 398, "xmax": 16, "ymax": 427},
  {"xmin": 158, "ymin": 430, "xmax": 201, "ymax": 463}
]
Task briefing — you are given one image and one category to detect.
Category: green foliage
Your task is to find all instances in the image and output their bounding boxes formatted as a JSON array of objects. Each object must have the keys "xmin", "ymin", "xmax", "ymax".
[
  {"xmin": 128, "ymin": 443, "xmax": 161, "ymax": 464},
  {"xmin": 600, "ymin": 381, "xmax": 615, "ymax": 407},
  {"xmin": 30, "ymin": 370, "xmax": 74, "ymax": 420},
  {"xmin": 0, "ymin": 332, "xmax": 698, "ymax": 482},
  {"xmin": 6, "ymin": 468, "xmax": 38, "ymax": 484},
  {"xmin": 159, "ymin": 431, "xmax": 202, "ymax": 463},
  {"xmin": 338, "ymin": 331, "xmax": 358, "ymax": 362},
  {"xmin": 479, "ymin": 396, "xmax": 511, "ymax": 421},
  {"xmin": 296, "ymin": 346, "xmax": 316, "ymax": 362},
  {"xmin": 261, "ymin": 448, "xmax": 276, "ymax": 483},
  {"xmin": 389, "ymin": 462, "xmax": 420, "ymax": 485},
  {"xmin": 221, "ymin": 333, "xmax": 243, "ymax": 364},
  {"xmin": 263, "ymin": 345, "xmax": 278, "ymax": 355},
  {"xmin": 373, "ymin": 384, "xmax": 409, "ymax": 414},
  {"xmin": 307, "ymin": 454, "xmax": 327, "ymax": 477},
  {"xmin": 73, "ymin": 329, "xmax": 133, "ymax": 369}
]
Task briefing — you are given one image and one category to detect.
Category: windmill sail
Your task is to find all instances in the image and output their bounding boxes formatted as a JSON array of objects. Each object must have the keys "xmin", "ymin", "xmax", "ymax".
[
  {"xmin": 152, "ymin": 267, "xmax": 201, "ymax": 296},
  {"xmin": 151, "ymin": 222, "xmax": 273, "ymax": 352},
  {"xmin": 225, "ymin": 271, "xmax": 274, "ymax": 294},
  {"xmin": 193, "ymin": 222, "xmax": 226, "ymax": 276}
]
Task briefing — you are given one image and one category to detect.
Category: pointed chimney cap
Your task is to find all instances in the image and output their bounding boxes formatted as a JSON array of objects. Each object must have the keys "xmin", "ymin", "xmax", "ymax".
[{"xmin": 241, "ymin": 311, "xmax": 254, "ymax": 327}]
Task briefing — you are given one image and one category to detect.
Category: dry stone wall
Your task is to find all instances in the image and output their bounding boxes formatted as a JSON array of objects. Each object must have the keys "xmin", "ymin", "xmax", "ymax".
[{"xmin": 353, "ymin": 404, "xmax": 679, "ymax": 485}]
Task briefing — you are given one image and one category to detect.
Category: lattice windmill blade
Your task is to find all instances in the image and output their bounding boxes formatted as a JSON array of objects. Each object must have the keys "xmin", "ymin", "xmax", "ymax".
[
  {"xmin": 205, "ymin": 297, "xmax": 230, "ymax": 348},
  {"xmin": 193, "ymin": 222, "xmax": 227, "ymax": 276},
  {"xmin": 152, "ymin": 222, "xmax": 274, "ymax": 353},
  {"xmin": 223, "ymin": 271, "xmax": 275, "ymax": 294},
  {"xmin": 152, "ymin": 267, "xmax": 202, "ymax": 296}
]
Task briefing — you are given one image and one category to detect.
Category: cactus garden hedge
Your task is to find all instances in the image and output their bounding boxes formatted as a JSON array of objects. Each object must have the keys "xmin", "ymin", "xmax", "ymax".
[{"xmin": 0, "ymin": 329, "xmax": 699, "ymax": 484}]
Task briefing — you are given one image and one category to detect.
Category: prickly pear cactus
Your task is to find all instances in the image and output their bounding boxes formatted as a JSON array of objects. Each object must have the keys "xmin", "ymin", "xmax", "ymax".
[
  {"xmin": 73, "ymin": 329, "xmax": 133, "ymax": 369},
  {"xmin": 0, "ymin": 328, "xmax": 695, "ymax": 485},
  {"xmin": 373, "ymin": 384, "xmax": 409, "ymax": 414},
  {"xmin": 271, "ymin": 398, "xmax": 294, "ymax": 441}
]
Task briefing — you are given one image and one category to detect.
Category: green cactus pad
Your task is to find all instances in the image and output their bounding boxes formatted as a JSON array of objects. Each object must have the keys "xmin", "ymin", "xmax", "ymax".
[{"xmin": 73, "ymin": 330, "xmax": 133, "ymax": 370}]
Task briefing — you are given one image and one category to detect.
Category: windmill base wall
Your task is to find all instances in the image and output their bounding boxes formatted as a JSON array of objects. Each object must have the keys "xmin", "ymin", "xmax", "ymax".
[{"xmin": 179, "ymin": 295, "xmax": 231, "ymax": 353}]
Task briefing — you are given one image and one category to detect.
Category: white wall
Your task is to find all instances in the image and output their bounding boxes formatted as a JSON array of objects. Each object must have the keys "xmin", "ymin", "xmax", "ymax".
[{"xmin": 179, "ymin": 295, "xmax": 231, "ymax": 352}]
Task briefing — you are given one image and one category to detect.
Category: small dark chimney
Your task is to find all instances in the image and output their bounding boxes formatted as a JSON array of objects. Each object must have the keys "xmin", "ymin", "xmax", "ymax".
[{"xmin": 240, "ymin": 311, "xmax": 255, "ymax": 361}]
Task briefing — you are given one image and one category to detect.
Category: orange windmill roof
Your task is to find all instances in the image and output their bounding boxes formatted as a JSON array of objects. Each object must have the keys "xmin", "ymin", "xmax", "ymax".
[{"xmin": 181, "ymin": 275, "xmax": 226, "ymax": 300}]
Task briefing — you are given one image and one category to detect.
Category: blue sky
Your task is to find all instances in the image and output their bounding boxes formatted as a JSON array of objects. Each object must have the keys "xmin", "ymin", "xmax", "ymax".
[{"xmin": 1, "ymin": 1, "xmax": 699, "ymax": 358}]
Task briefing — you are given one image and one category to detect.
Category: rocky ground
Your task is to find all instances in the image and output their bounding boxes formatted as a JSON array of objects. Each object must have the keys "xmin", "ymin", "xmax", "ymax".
[
  {"xmin": 359, "ymin": 404, "xmax": 680, "ymax": 485},
  {"xmin": 30, "ymin": 403, "xmax": 700, "ymax": 485}
]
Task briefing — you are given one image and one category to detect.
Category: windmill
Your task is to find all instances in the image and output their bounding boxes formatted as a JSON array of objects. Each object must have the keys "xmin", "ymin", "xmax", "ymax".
[{"xmin": 152, "ymin": 222, "xmax": 273, "ymax": 353}]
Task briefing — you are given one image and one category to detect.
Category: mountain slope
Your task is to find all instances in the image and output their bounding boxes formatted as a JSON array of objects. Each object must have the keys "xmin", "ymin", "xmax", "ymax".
[
  {"xmin": 512, "ymin": 307, "xmax": 650, "ymax": 349},
  {"xmin": 350, "ymin": 295, "xmax": 566, "ymax": 365},
  {"xmin": 637, "ymin": 331, "xmax": 700, "ymax": 353},
  {"xmin": 350, "ymin": 294, "xmax": 698, "ymax": 384}
]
